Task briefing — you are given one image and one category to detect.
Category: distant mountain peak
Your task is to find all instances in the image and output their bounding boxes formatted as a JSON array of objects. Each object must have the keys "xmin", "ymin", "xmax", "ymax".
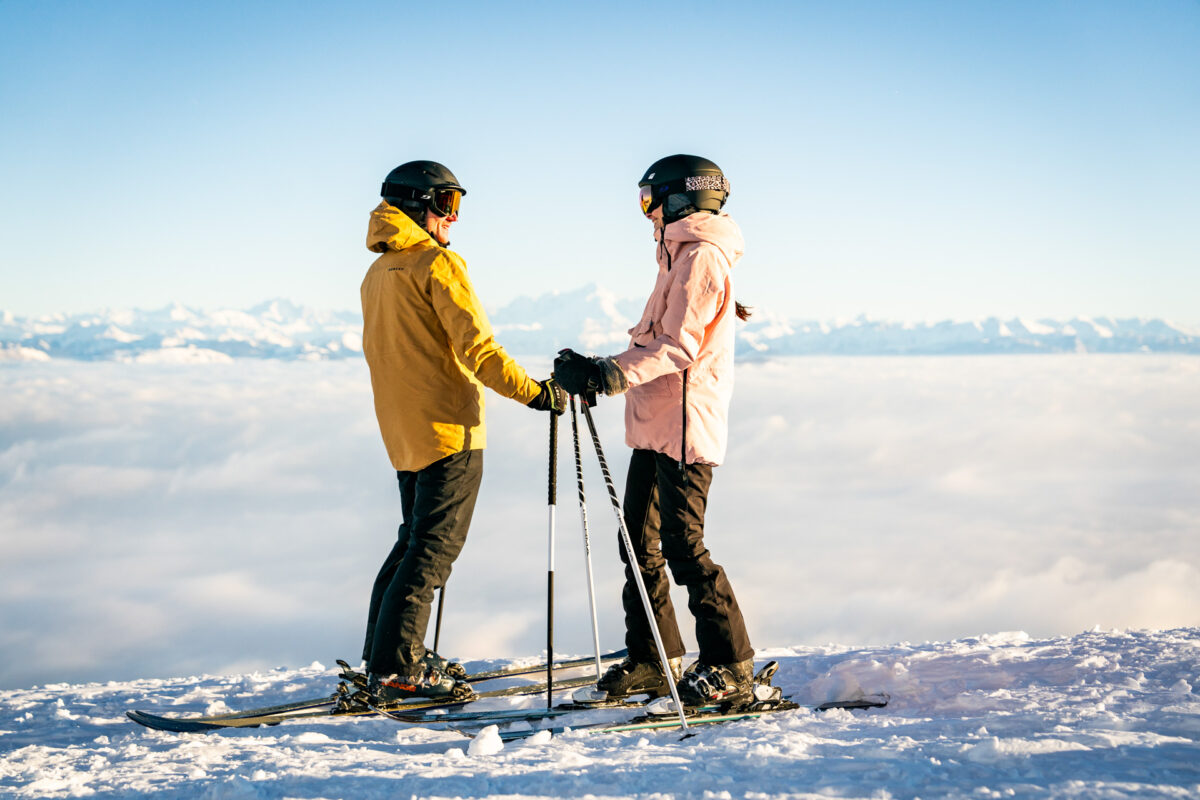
[{"xmin": 1, "ymin": 290, "xmax": 1196, "ymax": 361}]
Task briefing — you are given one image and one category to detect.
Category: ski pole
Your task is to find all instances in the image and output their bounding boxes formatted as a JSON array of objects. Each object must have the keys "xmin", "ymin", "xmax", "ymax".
[
  {"xmin": 569, "ymin": 394, "xmax": 604, "ymax": 680},
  {"xmin": 432, "ymin": 586, "xmax": 445, "ymax": 653},
  {"xmin": 546, "ymin": 410, "xmax": 558, "ymax": 709},
  {"xmin": 580, "ymin": 401, "xmax": 690, "ymax": 732}
]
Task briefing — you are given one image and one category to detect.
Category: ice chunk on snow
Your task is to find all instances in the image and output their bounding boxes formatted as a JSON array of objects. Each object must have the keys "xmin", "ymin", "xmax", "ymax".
[{"xmin": 468, "ymin": 724, "xmax": 505, "ymax": 756}]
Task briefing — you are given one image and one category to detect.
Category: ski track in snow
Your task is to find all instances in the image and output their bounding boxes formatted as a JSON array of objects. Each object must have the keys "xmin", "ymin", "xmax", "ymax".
[{"xmin": 1, "ymin": 629, "xmax": 1197, "ymax": 799}]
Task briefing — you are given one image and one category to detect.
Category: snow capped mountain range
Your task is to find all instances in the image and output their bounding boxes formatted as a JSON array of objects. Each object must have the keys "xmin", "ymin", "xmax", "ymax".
[{"xmin": 3, "ymin": 286, "xmax": 1197, "ymax": 362}]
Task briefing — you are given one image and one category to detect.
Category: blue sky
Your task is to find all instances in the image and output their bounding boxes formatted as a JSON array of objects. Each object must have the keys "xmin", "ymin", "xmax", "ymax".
[{"xmin": 1, "ymin": 0, "xmax": 1197, "ymax": 321}]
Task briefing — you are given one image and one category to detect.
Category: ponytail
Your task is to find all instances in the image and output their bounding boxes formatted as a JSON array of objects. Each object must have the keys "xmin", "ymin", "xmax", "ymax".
[{"xmin": 735, "ymin": 302, "xmax": 752, "ymax": 321}]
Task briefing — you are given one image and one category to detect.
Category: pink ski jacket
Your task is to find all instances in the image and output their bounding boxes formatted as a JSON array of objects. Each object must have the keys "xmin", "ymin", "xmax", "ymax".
[{"xmin": 612, "ymin": 212, "xmax": 745, "ymax": 466}]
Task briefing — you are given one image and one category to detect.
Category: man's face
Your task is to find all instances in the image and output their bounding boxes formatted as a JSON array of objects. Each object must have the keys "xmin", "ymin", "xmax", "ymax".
[
  {"xmin": 425, "ymin": 207, "xmax": 457, "ymax": 245},
  {"xmin": 646, "ymin": 205, "xmax": 664, "ymax": 228}
]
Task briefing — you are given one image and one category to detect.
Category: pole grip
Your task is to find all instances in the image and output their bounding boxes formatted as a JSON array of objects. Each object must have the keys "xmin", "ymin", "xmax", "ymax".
[{"xmin": 548, "ymin": 412, "xmax": 558, "ymax": 504}]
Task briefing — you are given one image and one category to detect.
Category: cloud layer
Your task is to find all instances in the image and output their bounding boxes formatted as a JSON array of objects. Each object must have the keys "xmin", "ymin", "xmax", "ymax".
[{"xmin": 1, "ymin": 355, "xmax": 1197, "ymax": 688}]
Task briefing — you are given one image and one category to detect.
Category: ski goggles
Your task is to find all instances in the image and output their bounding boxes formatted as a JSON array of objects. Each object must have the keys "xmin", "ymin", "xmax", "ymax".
[
  {"xmin": 639, "ymin": 184, "xmax": 655, "ymax": 214},
  {"xmin": 428, "ymin": 188, "xmax": 462, "ymax": 218},
  {"xmin": 638, "ymin": 180, "xmax": 684, "ymax": 215}
]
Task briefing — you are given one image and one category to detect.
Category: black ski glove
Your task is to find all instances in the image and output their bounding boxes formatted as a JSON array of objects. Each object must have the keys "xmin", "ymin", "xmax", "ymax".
[
  {"xmin": 554, "ymin": 349, "xmax": 629, "ymax": 397},
  {"xmin": 526, "ymin": 378, "xmax": 566, "ymax": 415},
  {"xmin": 553, "ymin": 349, "xmax": 600, "ymax": 396}
]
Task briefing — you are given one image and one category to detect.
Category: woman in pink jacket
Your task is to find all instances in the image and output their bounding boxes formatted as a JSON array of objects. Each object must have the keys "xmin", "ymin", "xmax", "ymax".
[{"xmin": 554, "ymin": 154, "xmax": 755, "ymax": 707}]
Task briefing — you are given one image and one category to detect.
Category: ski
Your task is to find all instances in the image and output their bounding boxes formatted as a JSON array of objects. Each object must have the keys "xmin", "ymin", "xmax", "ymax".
[
  {"xmin": 126, "ymin": 650, "xmax": 626, "ymax": 734},
  {"xmin": 127, "ymin": 673, "xmax": 602, "ymax": 732},
  {"xmin": 365, "ymin": 690, "xmax": 890, "ymax": 734},
  {"xmin": 332, "ymin": 647, "xmax": 628, "ymax": 693},
  {"xmin": 374, "ymin": 693, "xmax": 697, "ymax": 728},
  {"xmin": 494, "ymin": 700, "xmax": 797, "ymax": 741},
  {"xmin": 815, "ymin": 694, "xmax": 891, "ymax": 711},
  {"xmin": 378, "ymin": 704, "xmax": 584, "ymax": 726},
  {"xmin": 492, "ymin": 693, "xmax": 890, "ymax": 742},
  {"xmin": 386, "ymin": 665, "xmax": 886, "ymax": 732}
]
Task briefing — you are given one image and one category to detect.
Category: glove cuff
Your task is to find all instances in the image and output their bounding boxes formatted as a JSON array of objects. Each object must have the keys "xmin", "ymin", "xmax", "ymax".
[{"xmin": 595, "ymin": 357, "xmax": 630, "ymax": 396}]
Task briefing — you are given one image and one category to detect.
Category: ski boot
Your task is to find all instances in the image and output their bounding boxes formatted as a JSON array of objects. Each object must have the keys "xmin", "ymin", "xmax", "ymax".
[
  {"xmin": 336, "ymin": 654, "xmax": 467, "ymax": 685},
  {"xmin": 420, "ymin": 649, "xmax": 468, "ymax": 681},
  {"xmin": 584, "ymin": 655, "xmax": 683, "ymax": 702},
  {"xmin": 344, "ymin": 651, "xmax": 466, "ymax": 683},
  {"xmin": 366, "ymin": 663, "xmax": 473, "ymax": 710},
  {"xmin": 676, "ymin": 658, "xmax": 755, "ymax": 708}
]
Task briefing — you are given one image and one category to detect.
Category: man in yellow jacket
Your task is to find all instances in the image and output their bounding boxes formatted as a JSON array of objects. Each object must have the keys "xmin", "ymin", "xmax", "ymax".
[{"xmin": 359, "ymin": 160, "xmax": 563, "ymax": 705}]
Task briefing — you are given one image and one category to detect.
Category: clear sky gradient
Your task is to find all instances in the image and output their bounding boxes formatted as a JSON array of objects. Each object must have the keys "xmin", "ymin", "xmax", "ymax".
[{"xmin": 2, "ymin": 1, "xmax": 1197, "ymax": 321}]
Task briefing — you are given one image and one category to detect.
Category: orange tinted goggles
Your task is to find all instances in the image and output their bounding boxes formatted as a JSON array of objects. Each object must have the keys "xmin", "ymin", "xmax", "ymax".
[
  {"xmin": 639, "ymin": 184, "xmax": 654, "ymax": 214},
  {"xmin": 430, "ymin": 188, "xmax": 462, "ymax": 218}
]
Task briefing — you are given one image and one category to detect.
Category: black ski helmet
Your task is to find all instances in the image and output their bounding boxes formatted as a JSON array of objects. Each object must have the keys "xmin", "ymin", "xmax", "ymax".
[
  {"xmin": 638, "ymin": 154, "xmax": 730, "ymax": 222},
  {"xmin": 380, "ymin": 160, "xmax": 466, "ymax": 218}
]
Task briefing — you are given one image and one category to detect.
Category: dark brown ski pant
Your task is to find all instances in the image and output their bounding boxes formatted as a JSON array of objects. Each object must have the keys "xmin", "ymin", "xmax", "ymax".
[{"xmin": 618, "ymin": 448, "xmax": 754, "ymax": 667}]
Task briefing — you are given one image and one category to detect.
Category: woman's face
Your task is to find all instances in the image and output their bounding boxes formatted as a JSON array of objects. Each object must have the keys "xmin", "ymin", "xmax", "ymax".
[{"xmin": 646, "ymin": 205, "xmax": 664, "ymax": 227}]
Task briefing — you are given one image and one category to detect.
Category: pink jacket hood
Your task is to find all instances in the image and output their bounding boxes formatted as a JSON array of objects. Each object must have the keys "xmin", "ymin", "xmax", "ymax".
[
  {"xmin": 656, "ymin": 210, "xmax": 745, "ymax": 271},
  {"xmin": 612, "ymin": 211, "xmax": 745, "ymax": 466}
]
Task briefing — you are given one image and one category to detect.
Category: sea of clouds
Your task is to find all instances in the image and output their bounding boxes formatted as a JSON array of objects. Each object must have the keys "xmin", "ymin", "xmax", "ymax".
[{"xmin": 1, "ymin": 354, "xmax": 1198, "ymax": 689}]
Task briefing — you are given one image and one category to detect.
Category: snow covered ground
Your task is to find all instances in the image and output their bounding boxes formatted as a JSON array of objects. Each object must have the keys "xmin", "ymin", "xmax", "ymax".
[{"xmin": 1, "ymin": 628, "xmax": 1197, "ymax": 799}]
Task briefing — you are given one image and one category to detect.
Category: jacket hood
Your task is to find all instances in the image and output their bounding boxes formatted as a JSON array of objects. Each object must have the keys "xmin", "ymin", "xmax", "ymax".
[
  {"xmin": 366, "ymin": 201, "xmax": 433, "ymax": 253},
  {"xmin": 658, "ymin": 211, "xmax": 745, "ymax": 266}
]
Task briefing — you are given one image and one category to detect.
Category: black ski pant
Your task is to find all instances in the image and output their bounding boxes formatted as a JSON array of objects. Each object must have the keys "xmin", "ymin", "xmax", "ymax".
[
  {"xmin": 363, "ymin": 448, "xmax": 483, "ymax": 675},
  {"xmin": 618, "ymin": 448, "xmax": 753, "ymax": 667}
]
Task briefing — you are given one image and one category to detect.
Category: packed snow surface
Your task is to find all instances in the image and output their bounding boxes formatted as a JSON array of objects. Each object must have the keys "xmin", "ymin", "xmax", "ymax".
[{"xmin": 1, "ymin": 629, "xmax": 1196, "ymax": 799}]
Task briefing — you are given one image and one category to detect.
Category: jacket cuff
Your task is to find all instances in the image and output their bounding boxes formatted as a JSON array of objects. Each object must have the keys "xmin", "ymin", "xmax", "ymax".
[
  {"xmin": 596, "ymin": 357, "xmax": 630, "ymax": 396},
  {"xmin": 517, "ymin": 377, "xmax": 542, "ymax": 405}
]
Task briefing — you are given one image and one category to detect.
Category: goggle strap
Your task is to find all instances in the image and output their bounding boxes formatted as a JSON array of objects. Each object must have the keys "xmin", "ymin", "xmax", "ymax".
[
  {"xmin": 649, "ymin": 176, "xmax": 730, "ymax": 197},
  {"xmin": 381, "ymin": 182, "xmax": 430, "ymax": 202}
]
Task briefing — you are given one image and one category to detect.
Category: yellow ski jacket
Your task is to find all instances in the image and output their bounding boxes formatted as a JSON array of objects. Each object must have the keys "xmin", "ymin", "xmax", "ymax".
[{"xmin": 361, "ymin": 202, "xmax": 540, "ymax": 472}]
